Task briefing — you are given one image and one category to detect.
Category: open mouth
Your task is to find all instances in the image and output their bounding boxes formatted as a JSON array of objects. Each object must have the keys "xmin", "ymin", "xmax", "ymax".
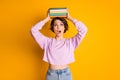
[
  {"xmin": 59, "ymin": 31, "xmax": 61, "ymax": 33},
  {"xmin": 57, "ymin": 30, "xmax": 61, "ymax": 34}
]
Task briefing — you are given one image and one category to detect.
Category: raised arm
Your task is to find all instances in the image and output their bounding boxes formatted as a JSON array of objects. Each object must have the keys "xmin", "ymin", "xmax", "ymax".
[
  {"xmin": 67, "ymin": 15, "xmax": 88, "ymax": 49},
  {"xmin": 31, "ymin": 16, "xmax": 50, "ymax": 49}
]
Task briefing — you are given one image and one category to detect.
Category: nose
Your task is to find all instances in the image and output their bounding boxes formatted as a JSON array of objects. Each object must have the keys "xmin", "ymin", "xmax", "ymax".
[{"xmin": 57, "ymin": 25, "xmax": 60, "ymax": 29}]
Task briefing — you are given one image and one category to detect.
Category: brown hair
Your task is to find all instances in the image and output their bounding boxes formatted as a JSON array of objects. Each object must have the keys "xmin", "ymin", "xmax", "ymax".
[{"xmin": 50, "ymin": 17, "xmax": 68, "ymax": 33}]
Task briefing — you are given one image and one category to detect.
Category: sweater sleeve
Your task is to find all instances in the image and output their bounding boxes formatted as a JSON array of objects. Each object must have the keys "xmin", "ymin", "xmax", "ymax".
[
  {"xmin": 70, "ymin": 19, "xmax": 88, "ymax": 49},
  {"xmin": 30, "ymin": 21, "xmax": 49, "ymax": 49}
]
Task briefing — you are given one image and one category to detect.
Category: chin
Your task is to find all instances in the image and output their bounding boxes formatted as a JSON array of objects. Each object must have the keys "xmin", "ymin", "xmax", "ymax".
[{"xmin": 56, "ymin": 34, "xmax": 63, "ymax": 37}]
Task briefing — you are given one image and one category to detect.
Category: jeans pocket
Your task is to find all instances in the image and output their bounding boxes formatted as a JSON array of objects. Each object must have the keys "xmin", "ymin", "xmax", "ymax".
[
  {"xmin": 46, "ymin": 70, "xmax": 57, "ymax": 80},
  {"xmin": 63, "ymin": 70, "xmax": 71, "ymax": 76},
  {"xmin": 66, "ymin": 72, "xmax": 71, "ymax": 76},
  {"xmin": 47, "ymin": 70, "xmax": 53, "ymax": 76},
  {"xmin": 63, "ymin": 70, "xmax": 72, "ymax": 80}
]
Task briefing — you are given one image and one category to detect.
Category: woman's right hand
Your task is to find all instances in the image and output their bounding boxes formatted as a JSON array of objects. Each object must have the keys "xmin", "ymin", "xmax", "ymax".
[
  {"xmin": 42, "ymin": 10, "xmax": 51, "ymax": 23},
  {"xmin": 47, "ymin": 9, "xmax": 51, "ymax": 20}
]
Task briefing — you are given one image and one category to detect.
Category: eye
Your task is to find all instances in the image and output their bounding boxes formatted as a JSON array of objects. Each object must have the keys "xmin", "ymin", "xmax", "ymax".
[
  {"xmin": 54, "ymin": 24, "xmax": 58, "ymax": 27},
  {"xmin": 60, "ymin": 23, "xmax": 64, "ymax": 26}
]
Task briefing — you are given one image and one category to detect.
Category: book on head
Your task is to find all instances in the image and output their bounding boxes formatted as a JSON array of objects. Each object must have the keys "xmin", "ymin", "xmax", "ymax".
[{"xmin": 49, "ymin": 8, "xmax": 68, "ymax": 18}]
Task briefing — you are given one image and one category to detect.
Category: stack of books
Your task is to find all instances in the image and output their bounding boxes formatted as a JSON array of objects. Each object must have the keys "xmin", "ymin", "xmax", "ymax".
[{"xmin": 49, "ymin": 8, "xmax": 68, "ymax": 18}]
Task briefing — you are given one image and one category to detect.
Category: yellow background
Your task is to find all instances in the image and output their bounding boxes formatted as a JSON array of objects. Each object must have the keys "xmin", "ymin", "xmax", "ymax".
[{"xmin": 0, "ymin": 0, "xmax": 120, "ymax": 80}]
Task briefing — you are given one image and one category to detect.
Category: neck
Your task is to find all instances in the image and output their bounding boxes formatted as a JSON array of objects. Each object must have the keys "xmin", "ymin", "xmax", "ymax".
[{"xmin": 55, "ymin": 36, "xmax": 64, "ymax": 41}]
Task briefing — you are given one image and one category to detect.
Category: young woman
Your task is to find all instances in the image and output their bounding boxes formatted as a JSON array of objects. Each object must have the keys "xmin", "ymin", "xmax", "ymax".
[{"xmin": 31, "ymin": 11, "xmax": 88, "ymax": 80}]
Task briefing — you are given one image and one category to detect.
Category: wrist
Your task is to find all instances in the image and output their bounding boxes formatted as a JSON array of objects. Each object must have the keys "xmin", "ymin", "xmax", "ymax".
[
  {"xmin": 43, "ymin": 17, "xmax": 50, "ymax": 23},
  {"xmin": 68, "ymin": 16, "xmax": 74, "ymax": 22}
]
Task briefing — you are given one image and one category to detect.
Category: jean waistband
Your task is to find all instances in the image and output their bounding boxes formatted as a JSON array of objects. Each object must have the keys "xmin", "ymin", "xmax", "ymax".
[{"xmin": 48, "ymin": 67, "xmax": 70, "ymax": 73}]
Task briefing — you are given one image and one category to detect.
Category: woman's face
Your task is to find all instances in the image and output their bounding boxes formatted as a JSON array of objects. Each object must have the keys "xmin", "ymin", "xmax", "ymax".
[{"xmin": 53, "ymin": 19, "xmax": 65, "ymax": 37}]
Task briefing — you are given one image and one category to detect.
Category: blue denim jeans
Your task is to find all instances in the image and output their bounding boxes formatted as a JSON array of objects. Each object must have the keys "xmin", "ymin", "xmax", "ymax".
[{"xmin": 46, "ymin": 67, "xmax": 72, "ymax": 80}]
